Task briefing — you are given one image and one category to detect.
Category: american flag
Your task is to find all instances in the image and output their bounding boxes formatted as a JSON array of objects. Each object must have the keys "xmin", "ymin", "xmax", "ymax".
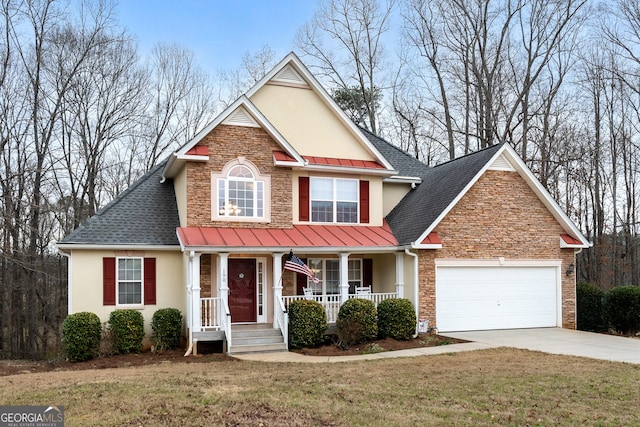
[{"xmin": 284, "ymin": 251, "xmax": 320, "ymax": 283}]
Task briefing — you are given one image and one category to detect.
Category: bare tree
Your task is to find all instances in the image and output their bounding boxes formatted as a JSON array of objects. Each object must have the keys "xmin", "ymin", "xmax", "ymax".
[{"xmin": 296, "ymin": 0, "xmax": 396, "ymax": 133}]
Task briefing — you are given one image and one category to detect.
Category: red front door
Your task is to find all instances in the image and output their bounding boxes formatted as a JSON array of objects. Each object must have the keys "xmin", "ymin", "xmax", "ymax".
[{"xmin": 228, "ymin": 259, "xmax": 257, "ymax": 323}]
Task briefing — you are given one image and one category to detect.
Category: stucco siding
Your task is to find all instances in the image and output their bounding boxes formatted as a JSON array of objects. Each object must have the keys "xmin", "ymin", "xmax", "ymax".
[{"xmin": 69, "ymin": 249, "xmax": 185, "ymax": 338}]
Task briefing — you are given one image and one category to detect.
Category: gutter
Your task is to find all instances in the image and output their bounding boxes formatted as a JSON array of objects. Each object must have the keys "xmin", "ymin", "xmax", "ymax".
[{"xmin": 405, "ymin": 248, "xmax": 419, "ymax": 338}]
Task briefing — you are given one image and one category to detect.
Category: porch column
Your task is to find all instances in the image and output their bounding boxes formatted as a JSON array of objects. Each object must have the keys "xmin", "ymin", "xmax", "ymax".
[
  {"xmin": 395, "ymin": 252, "xmax": 405, "ymax": 298},
  {"xmin": 273, "ymin": 252, "xmax": 285, "ymax": 329},
  {"xmin": 339, "ymin": 252, "xmax": 350, "ymax": 304},
  {"xmin": 218, "ymin": 253, "xmax": 229, "ymax": 311},
  {"xmin": 189, "ymin": 252, "xmax": 202, "ymax": 334}
]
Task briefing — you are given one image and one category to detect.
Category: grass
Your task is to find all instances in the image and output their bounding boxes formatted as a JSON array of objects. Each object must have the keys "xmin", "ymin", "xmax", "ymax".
[{"xmin": 1, "ymin": 348, "xmax": 640, "ymax": 426}]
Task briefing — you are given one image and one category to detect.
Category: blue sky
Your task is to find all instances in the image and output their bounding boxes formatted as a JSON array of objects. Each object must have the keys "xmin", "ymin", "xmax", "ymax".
[{"xmin": 116, "ymin": 1, "xmax": 318, "ymax": 71}]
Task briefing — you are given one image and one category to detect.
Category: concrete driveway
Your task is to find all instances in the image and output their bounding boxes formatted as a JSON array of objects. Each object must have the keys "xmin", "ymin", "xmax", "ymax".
[{"xmin": 442, "ymin": 328, "xmax": 640, "ymax": 364}]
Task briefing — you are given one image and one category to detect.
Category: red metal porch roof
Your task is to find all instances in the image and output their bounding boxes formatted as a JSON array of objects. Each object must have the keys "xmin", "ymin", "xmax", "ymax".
[
  {"xmin": 177, "ymin": 222, "xmax": 398, "ymax": 249},
  {"xmin": 561, "ymin": 234, "xmax": 582, "ymax": 245},
  {"xmin": 273, "ymin": 150, "xmax": 385, "ymax": 170}
]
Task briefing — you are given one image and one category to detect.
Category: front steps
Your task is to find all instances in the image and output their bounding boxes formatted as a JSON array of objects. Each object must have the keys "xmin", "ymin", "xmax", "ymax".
[{"xmin": 229, "ymin": 323, "xmax": 287, "ymax": 355}]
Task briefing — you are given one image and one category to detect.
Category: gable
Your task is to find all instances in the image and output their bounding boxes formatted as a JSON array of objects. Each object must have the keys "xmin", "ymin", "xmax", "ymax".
[
  {"xmin": 250, "ymin": 83, "xmax": 375, "ymax": 160},
  {"xmin": 435, "ymin": 169, "xmax": 567, "ymax": 257}
]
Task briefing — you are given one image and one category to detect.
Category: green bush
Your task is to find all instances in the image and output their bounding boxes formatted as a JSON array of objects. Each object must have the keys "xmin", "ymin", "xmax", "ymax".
[
  {"xmin": 62, "ymin": 312, "xmax": 102, "ymax": 362},
  {"xmin": 288, "ymin": 300, "xmax": 327, "ymax": 349},
  {"xmin": 377, "ymin": 298, "xmax": 416, "ymax": 340},
  {"xmin": 576, "ymin": 282, "xmax": 606, "ymax": 332},
  {"xmin": 108, "ymin": 309, "xmax": 145, "ymax": 354},
  {"xmin": 151, "ymin": 308, "xmax": 183, "ymax": 352},
  {"xmin": 336, "ymin": 298, "xmax": 377, "ymax": 348},
  {"xmin": 604, "ymin": 285, "xmax": 640, "ymax": 335}
]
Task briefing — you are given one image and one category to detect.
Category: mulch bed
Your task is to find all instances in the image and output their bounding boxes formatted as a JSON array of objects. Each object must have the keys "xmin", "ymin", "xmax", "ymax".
[{"xmin": 0, "ymin": 334, "xmax": 465, "ymax": 376}]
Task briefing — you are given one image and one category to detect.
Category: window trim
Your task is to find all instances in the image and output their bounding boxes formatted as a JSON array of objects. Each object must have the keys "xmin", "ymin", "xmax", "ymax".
[
  {"xmin": 116, "ymin": 257, "xmax": 144, "ymax": 308},
  {"xmin": 309, "ymin": 177, "xmax": 359, "ymax": 224},
  {"xmin": 303, "ymin": 258, "xmax": 363, "ymax": 296},
  {"xmin": 212, "ymin": 157, "xmax": 271, "ymax": 223}
]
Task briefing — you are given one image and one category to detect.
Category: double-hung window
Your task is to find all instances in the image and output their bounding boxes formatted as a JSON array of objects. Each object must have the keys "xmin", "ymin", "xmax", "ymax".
[
  {"xmin": 117, "ymin": 258, "xmax": 142, "ymax": 305},
  {"xmin": 304, "ymin": 258, "xmax": 362, "ymax": 295},
  {"xmin": 310, "ymin": 177, "xmax": 358, "ymax": 223}
]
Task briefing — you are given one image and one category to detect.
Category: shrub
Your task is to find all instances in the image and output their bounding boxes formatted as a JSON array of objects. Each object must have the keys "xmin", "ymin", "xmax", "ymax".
[
  {"xmin": 151, "ymin": 308, "xmax": 183, "ymax": 352},
  {"xmin": 377, "ymin": 298, "xmax": 417, "ymax": 340},
  {"xmin": 576, "ymin": 282, "xmax": 606, "ymax": 332},
  {"xmin": 62, "ymin": 312, "xmax": 102, "ymax": 362},
  {"xmin": 108, "ymin": 309, "xmax": 145, "ymax": 354},
  {"xmin": 288, "ymin": 300, "xmax": 327, "ymax": 349},
  {"xmin": 604, "ymin": 285, "xmax": 640, "ymax": 335},
  {"xmin": 336, "ymin": 298, "xmax": 377, "ymax": 348}
]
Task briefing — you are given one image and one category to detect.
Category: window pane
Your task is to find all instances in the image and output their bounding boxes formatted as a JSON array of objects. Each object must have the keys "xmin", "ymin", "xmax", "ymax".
[
  {"xmin": 257, "ymin": 181, "xmax": 264, "ymax": 217},
  {"xmin": 336, "ymin": 201, "xmax": 357, "ymax": 223},
  {"xmin": 311, "ymin": 178, "xmax": 333, "ymax": 200},
  {"xmin": 336, "ymin": 179, "xmax": 358, "ymax": 201},
  {"xmin": 308, "ymin": 259, "xmax": 323, "ymax": 294},
  {"xmin": 218, "ymin": 180, "xmax": 226, "ymax": 214},
  {"xmin": 229, "ymin": 180, "xmax": 253, "ymax": 216},
  {"xmin": 118, "ymin": 282, "xmax": 141, "ymax": 305},
  {"xmin": 311, "ymin": 201, "xmax": 333, "ymax": 222},
  {"xmin": 325, "ymin": 260, "xmax": 340, "ymax": 294},
  {"xmin": 229, "ymin": 165, "xmax": 253, "ymax": 178}
]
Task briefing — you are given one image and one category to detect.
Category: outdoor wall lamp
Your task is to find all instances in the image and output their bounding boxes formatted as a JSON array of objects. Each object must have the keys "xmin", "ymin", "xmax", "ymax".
[{"xmin": 565, "ymin": 263, "xmax": 575, "ymax": 276}]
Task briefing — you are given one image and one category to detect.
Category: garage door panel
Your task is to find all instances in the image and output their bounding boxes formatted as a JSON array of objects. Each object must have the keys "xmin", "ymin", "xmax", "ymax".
[{"xmin": 436, "ymin": 266, "xmax": 558, "ymax": 332}]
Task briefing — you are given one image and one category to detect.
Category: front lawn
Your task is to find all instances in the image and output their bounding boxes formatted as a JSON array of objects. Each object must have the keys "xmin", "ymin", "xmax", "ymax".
[{"xmin": 1, "ymin": 348, "xmax": 639, "ymax": 426}]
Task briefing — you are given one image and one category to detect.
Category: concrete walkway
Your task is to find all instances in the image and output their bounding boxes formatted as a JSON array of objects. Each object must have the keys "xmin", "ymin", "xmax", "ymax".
[
  {"xmin": 233, "ymin": 341, "xmax": 495, "ymax": 363},
  {"xmin": 233, "ymin": 328, "xmax": 640, "ymax": 364},
  {"xmin": 444, "ymin": 328, "xmax": 640, "ymax": 364}
]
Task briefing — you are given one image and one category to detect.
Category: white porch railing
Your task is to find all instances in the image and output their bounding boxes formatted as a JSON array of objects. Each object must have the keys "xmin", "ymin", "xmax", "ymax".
[
  {"xmin": 201, "ymin": 297, "xmax": 221, "ymax": 329},
  {"xmin": 282, "ymin": 293, "xmax": 397, "ymax": 323},
  {"xmin": 200, "ymin": 297, "xmax": 232, "ymax": 352},
  {"xmin": 275, "ymin": 296, "xmax": 289, "ymax": 348}
]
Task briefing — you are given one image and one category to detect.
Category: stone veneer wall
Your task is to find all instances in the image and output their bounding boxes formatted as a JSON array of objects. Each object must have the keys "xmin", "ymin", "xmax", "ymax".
[
  {"xmin": 418, "ymin": 170, "xmax": 576, "ymax": 329},
  {"xmin": 186, "ymin": 124, "xmax": 293, "ymax": 228}
]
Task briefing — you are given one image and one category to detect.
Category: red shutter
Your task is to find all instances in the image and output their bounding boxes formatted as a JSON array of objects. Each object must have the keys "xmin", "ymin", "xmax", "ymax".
[
  {"xmin": 359, "ymin": 180, "xmax": 370, "ymax": 224},
  {"xmin": 363, "ymin": 259, "xmax": 373, "ymax": 288},
  {"xmin": 144, "ymin": 258, "xmax": 156, "ymax": 305},
  {"xmin": 299, "ymin": 176, "xmax": 310, "ymax": 221},
  {"xmin": 103, "ymin": 257, "xmax": 116, "ymax": 305}
]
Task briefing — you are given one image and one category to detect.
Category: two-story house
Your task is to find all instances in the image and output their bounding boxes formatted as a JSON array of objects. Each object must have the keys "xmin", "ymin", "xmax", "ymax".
[{"xmin": 57, "ymin": 53, "xmax": 590, "ymax": 355}]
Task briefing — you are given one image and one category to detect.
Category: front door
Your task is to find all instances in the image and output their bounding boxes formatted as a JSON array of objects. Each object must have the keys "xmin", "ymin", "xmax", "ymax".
[{"xmin": 228, "ymin": 258, "xmax": 257, "ymax": 323}]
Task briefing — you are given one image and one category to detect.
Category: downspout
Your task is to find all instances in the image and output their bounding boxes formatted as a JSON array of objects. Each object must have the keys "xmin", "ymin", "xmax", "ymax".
[
  {"xmin": 58, "ymin": 249, "xmax": 72, "ymax": 314},
  {"xmin": 405, "ymin": 248, "xmax": 419, "ymax": 338}
]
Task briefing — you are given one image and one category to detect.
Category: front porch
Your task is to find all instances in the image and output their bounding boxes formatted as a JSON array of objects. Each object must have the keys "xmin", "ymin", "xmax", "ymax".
[
  {"xmin": 195, "ymin": 291, "xmax": 398, "ymax": 354},
  {"xmin": 183, "ymin": 249, "xmax": 414, "ymax": 355}
]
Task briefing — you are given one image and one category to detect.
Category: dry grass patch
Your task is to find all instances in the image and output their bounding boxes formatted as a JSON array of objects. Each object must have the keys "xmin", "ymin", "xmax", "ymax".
[{"xmin": 1, "ymin": 348, "xmax": 639, "ymax": 426}]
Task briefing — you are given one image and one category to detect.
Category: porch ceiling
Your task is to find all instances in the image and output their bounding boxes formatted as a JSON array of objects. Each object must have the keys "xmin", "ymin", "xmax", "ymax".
[{"xmin": 177, "ymin": 221, "xmax": 399, "ymax": 252}]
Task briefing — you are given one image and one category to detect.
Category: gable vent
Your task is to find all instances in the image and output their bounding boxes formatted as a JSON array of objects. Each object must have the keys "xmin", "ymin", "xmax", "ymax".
[
  {"xmin": 271, "ymin": 65, "xmax": 308, "ymax": 87},
  {"xmin": 488, "ymin": 153, "xmax": 516, "ymax": 171},
  {"xmin": 222, "ymin": 106, "xmax": 260, "ymax": 128}
]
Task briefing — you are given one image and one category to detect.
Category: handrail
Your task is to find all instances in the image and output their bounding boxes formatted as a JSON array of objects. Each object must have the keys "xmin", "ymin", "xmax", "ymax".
[{"xmin": 276, "ymin": 296, "xmax": 288, "ymax": 349}]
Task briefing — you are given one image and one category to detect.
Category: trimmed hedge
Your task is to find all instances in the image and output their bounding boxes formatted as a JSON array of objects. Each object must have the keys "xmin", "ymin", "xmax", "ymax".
[
  {"xmin": 108, "ymin": 309, "xmax": 145, "ymax": 354},
  {"xmin": 377, "ymin": 298, "xmax": 416, "ymax": 340},
  {"xmin": 336, "ymin": 298, "xmax": 377, "ymax": 348},
  {"xmin": 604, "ymin": 285, "xmax": 640, "ymax": 335},
  {"xmin": 288, "ymin": 300, "xmax": 327, "ymax": 349},
  {"xmin": 62, "ymin": 312, "xmax": 102, "ymax": 362},
  {"xmin": 151, "ymin": 308, "xmax": 183, "ymax": 352},
  {"xmin": 576, "ymin": 282, "xmax": 606, "ymax": 332}
]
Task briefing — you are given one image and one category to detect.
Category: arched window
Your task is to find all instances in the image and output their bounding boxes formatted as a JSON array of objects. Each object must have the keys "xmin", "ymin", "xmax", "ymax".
[{"xmin": 214, "ymin": 159, "xmax": 270, "ymax": 221}]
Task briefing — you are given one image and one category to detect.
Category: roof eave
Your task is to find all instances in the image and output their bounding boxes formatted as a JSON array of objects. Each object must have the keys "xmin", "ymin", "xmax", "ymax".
[
  {"xmin": 301, "ymin": 164, "xmax": 398, "ymax": 176},
  {"xmin": 179, "ymin": 245, "xmax": 401, "ymax": 254},
  {"xmin": 56, "ymin": 243, "xmax": 181, "ymax": 251}
]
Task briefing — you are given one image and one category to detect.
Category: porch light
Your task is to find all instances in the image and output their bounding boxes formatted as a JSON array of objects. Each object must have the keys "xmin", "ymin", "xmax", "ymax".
[
  {"xmin": 565, "ymin": 263, "xmax": 574, "ymax": 277},
  {"xmin": 219, "ymin": 202, "xmax": 242, "ymax": 216}
]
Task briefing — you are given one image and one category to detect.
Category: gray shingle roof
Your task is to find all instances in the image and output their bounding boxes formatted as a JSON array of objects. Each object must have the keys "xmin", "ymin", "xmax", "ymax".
[
  {"xmin": 360, "ymin": 127, "xmax": 430, "ymax": 178},
  {"xmin": 59, "ymin": 159, "xmax": 180, "ymax": 246},
  {"xmin": 386, "ymin": 143, "xmax": 504, "ymax": 246}
]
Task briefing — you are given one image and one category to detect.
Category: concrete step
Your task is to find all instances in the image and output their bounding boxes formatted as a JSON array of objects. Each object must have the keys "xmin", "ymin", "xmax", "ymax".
[
  {"xmin": 229, "ymin": 342, "xmax": 287, "ymax": 355},
  {"xmin": 232, "ymin": 328, "xmax": 283, "ymax": 339},
  {"xmin": 233, "ymin": 335, "xmax": 284, "ymax": 346}
]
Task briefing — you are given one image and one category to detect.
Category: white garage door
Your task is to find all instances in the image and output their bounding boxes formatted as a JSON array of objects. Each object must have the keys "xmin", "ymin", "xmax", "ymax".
[{"xmin": 436, "ymin": 266, "xmax": 558, "ymax": 332}]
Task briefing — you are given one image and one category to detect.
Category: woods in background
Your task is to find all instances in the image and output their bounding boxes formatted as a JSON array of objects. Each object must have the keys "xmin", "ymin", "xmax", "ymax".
[{"xmin": 1, "ymin": 0, "xmax": 638, "ymax": 358}]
